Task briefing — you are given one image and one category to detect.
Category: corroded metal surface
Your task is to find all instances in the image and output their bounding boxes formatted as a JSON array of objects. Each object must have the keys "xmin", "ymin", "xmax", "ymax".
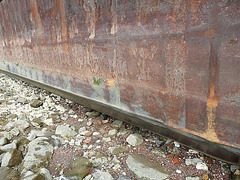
[{"xmin": 0, "ymin": 0, "xmax": 239, "ymax": 163}]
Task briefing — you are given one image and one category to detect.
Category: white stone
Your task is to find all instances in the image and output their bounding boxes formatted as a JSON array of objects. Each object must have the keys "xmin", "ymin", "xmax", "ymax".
[
  {"xmin": 173, "ymin": 141, "xmax": 180, "ymax": 148},
  {"xmin": 102, "ymin": 137, "xmax": 111, "ymax": 142},
  {"xmin": 55, "ymin": 125, "xmax": 77, "ymax": 139},
  {"xmin": 188, "ymin": 149, "xmax": 199, "ymax": 154},
  {"xmin": 0, "ymin": 137, "xmax": 8, "ymax": 146},
  {"xmin": 176, "ymin": 170, "xmax": 181, "ymax": 173},
  {"xmin": 108, "ymin": 129, "xmax": 117, "ymax": 136},
  {"xmin": 92, "ymin": 170, "xmax": 114, "ymax": 180},
  {"xmin": 186, "ymin": 177, "xmax": 200, "ymax": 180},
  {"xmin": 93, "ymin": 132, "xmax": 100, "ymax": 136},
  {"xmin": 126, "ymin": 133, "xmax": 143, "ymax": 146},
  {"xmin": 185, "ymin": 158, "xmax": 202, "ymax": 166},
  {"xmin": 0, "ymin": 141, "xmax": 17, "ymax": 151},
  {"xmin": 126, "ymin": 154, "xmax": 169, "ymax": 180},
  {"xmin": 22, "ymin": 137, "xmax": 53, "ymax": 172},
  {"xmin": 196, "ymin": 162, "xmax": 208, "ymax": 171},
  {"xmin": 87, "ymin": 121, "xmax": 92, "ymax": 126}
]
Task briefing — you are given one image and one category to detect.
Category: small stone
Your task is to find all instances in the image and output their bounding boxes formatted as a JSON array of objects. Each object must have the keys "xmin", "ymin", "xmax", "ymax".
[
  {"xmin": 65, "ymin": 157, "xmax": 92, "ymax": 179},
  {"xmin": 152, "ymin": 149, "xmax": 166, "ymax": 158},
  {"xmin": 185, "ymin": 158, "xmax": 202, "ymax": 166},
  {"xmin": 126, "ymin": 133, "xmax": 143, "ymax": 146},
  {"xmin": 126, "ymin": 154, "xmax": 170, "ymax": 180},
  {"xmin": 1, "ymin": 149, "xmax": 22, "ymax": 167},
  {"xmin": 0, "ymin": 141, "xmax": 17, "ymax": 151},
  {"xmin": 87, "ymin": 121, "xmax": 93, "ymax": 126},
  {"xmin": 109, "ymin": 146, "xmax": 128, "ymax": 155},
  {"xmin": 230, "ymin": 165, "xmax": 240, "ymax": 173},
  {"xmin": 32, "ymin": 118, "xmax": 44, "ymax": 127},
  {"xmin": 92, "ymin": 170, "xmax": 114, "ymax": 180},
  {"xmin": 93, "ymin": 132, "xmax": 100, "ymax": 136},
  {"xmin": 30, "ymin": 99, "xmax": 43, "ymax": 108},
  {"xmin": 173, "ymin": 158, "xmax": 180, "ymax": 165},
  {"xmin": 188, "ymin": 149, "xmax": 199, "ymax": 154},
  {"xmin": 17, "ymin": 97, "xmax": 27, "ymax": 104},
  {"xmin": 196, "ymin": 162, "xmax": 208, "ymax": 171},
  {"xmin": 68, "ymin": 109, "xmax": 75, "ymax": 115},
  {"xmin": 0, "ymin": 167, "xmax": 20, "ymax": 180},
  {"xmin": 102, "ymin": 120, "xmax": 108, "ymax": 124},
  {"xmin": 108, "ymin": 129, "xmax": 117, "ymax": 136},
  {"xmin": 79, "ymin": 131, "xmax": 92, "ymax": 137},
  {"xmin": 86, "ymin": 111, "xmax": 100, "ymax": 118},
  {"xmin": 111, "ymin": 120, "xmax": 123, "ymax": 128},
  {"xmin": 221, "ymin": 163, "xmax": 231, "ymax": 174},
  {"xmin": 186, "ymin": 177, "xmax": 200, "ymax": 180},
  {"xmin": 83, "ymin": 139, "xmax": 92, "ymax": 144},
  {"xmin": 176, "ymin": 169, "xmax": 181, "ymax": 173},
  {"xmin": 113, "ymin": 164, "xmax": 121, "ymax": 170},
  {"xmin": 55, "ymin": 125, "xmax": 77, "ymax": 139},
  {"xmin": 173, "ymin": 141, "xmax": 180, "ymax": 147},
  {"xmin": 0, "ymin": 137, "xmax": 8, "ymax": 146},
  {"xmin": 102, "ymin": 137, "xmax": 111, "ymax": 142},
  {"xmin": 117, "ymin": 128, "xmax": 130, "ymax": 136}
]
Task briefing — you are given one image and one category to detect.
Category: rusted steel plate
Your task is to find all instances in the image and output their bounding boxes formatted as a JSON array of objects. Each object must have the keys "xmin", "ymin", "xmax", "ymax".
[{"xmin": 0, "ymin": 0, "xmax": 239, "ymax": 163}]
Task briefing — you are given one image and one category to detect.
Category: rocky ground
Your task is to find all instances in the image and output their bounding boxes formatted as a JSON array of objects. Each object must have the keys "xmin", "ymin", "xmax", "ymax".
[{"xmin": 0, "ymin": 72, "xmax": 239, "ymax": 180}]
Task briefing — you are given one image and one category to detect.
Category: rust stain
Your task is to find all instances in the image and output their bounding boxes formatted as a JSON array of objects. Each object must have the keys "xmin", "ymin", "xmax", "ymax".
[
  {"xmin": 107, "ymin": 78, "xmax": 115, "ymax": 87},
  {"xmin": 83, "ymin": 0, "xmax": 97, "ymax": 39},
  {"xmin": 30, "ymin": 0, "xmax": 43, "ymax": 33},
  {"xmin": 110, "ymin": 0, "xmax": 118, "ymax": 35},
  {"xmin": 57, "ymin": 0, "xmax": 69, "ymax": 53}
]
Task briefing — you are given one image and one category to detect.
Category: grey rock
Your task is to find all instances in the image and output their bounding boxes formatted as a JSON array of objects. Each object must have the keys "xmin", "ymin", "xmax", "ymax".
[
  {"xmin": 22, "ymin": 137, "xmax": 53, "ymax": 172},
  {"xmin": 1, "ymin": 149, "xmax": 22, "ymax": 167},
  {"xmin": 186, "ymin": 177, "xmax": 200, "ymax": 180},
  {"xmin": 185, "ymin": 158, "xmax": 202, "ymax": 166},
  {"xmin": 17, "ymin": 97, "xmax": 27, "ymax": 104},
  {"xmin": 0, "ymin": 141, "xmax": 17, "ymax": 151},
  {"xmin": 55, "ymin": 125, "xmax": 77, "ymax": 139},
  {"xmin": 0, "ymin": 167, "xmax": 20, "ymax": 180},
  {"xmin": 152, "ymin": 149, "xmax": 166, "ymax": 158},
  {"xmin": 65, "ymin": 157, "xmax": 92, "ymax": 180},
  {"xmin": 27, "ymin": 128, "xmax": 54, "ymax": 141},
  {"xmin": 117, "ymin": 128, "xmax": 130, "ymax": 136},
  {"xmin": 231, "ymin": 165, "xmax": 240, "ymax": 173},
  {"xmin": 0, "ymin": 137, "xmax": 8, "ymax": 146},
  {"xmin": 30, "ymin": 99, "xmax": 43, "ymax": 108},
  {"xmin": 117, "ymin": 175, "xmax": 131, "ymax": 180},
  {"xmin": 196, "ymin": 162, "xmax": 208, "ymax": 171},
  {"xmin": 110, "ymin": 120, "xmax": 123, "ymax": 128},
  {"xmin": 91, "ymin": 170, "xmax": 114, "ymax": 180},
  {"xmin": 86, "ymin": 111, "xmax": 100, "ymax": 118},
  {"xmin": 108, "ymin": 129, "xmax": 117, "ymax": 136},
  {"xmin": 221, "ymin": 163, "xmax": 231, "ymax": 175},
  {"xmin": 126, "ymin": 154, "xmax": 170, "ymax": 180},
  {"xmin": 126, "ymin": 133, "xmax": 143, "ymax": 146},
  {"xmin": 108, "ymin": 146, "xmax": 128, "ymax": 155}
]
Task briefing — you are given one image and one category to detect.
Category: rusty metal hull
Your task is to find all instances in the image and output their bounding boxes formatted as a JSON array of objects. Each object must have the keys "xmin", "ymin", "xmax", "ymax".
[{"xmin": 0, "ymin": 0, "xmax": 240, "ymax": 164}]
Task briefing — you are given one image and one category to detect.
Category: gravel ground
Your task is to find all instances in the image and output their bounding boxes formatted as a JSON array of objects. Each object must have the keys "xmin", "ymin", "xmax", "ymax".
[{"xmin": 0, "ymin": 72, "xmax": 239, "ymax": 180}]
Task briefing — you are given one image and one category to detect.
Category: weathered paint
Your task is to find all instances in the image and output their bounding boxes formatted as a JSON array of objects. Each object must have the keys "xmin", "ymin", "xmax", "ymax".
[{"xmin": 0, "ymin": 0, "xmax": 240, "ymax": 163}]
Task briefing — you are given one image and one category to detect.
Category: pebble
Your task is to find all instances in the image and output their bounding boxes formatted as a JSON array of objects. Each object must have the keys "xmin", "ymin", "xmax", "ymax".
[
  {"xmin": 196, "ymin": 162, "xmax": 208, "ymax": 171},
  {"xmin": 110, "ymin": 120, "xmax": 123, "ymax": 128},
  {"xmin": 108, "ymin": 129, "xmax": 118, "ymax": 136},
  {"xmin": 126, "ymin": 133, "xmax": 143, "ymax": 146}
]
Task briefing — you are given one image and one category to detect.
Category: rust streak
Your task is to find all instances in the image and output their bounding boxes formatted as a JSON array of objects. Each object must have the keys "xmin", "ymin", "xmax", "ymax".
[{"xmin": 30, "ymin": 0, "xmax": 43, "ymax": 33}]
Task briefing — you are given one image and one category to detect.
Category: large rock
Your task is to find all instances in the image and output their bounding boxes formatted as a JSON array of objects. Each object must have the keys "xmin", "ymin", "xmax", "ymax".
[
  {"xmin": 126, "ymin": 154, "xmax": 171, "ymax": 180},
  {"xmin": 0, "ymin": 167, "xmax": 20, "ymax": 180},
  {"xmin": 126, "ymin": 133, "xmax": 143, "ymax": 146},
  {"xmin": 1, "ymin": 149, "xmax": 22, "ymax": 167},
  {"xmin": 86, "ymin": 111, "xmax": 100, "ymax": 118},
  {"xmin": 55, "ymin": 124, "xmax": 77, "ymax": 139},
  {"xmin": 30, "ymin": 99, "xmax": 43, "ymax": 108},
  {"xmin": 22, "ymin": 137, "xmax": 53, "ymax": 172},
  {"xmin": 65, "ymin": 157, "xmax": 92, "ymax": 180},
  {"xmin": 91, "ymin": 170, "xmax": 114, "ymax": 180},
  {"xmin": 23, "ymin": 168, "xmax": 52, "ymax": 180}
]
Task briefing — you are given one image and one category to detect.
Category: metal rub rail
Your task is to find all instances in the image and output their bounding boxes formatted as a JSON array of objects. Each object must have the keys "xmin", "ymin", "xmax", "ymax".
[{"xmin": 0, "ymin": 0, "xmax": 239, "ymax": 164}]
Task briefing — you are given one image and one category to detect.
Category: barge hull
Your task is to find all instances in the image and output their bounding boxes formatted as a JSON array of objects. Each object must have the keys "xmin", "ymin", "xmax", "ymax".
[{"xmin": 0, "ymin": 0, "xmax": 239, "ymax": 164}]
